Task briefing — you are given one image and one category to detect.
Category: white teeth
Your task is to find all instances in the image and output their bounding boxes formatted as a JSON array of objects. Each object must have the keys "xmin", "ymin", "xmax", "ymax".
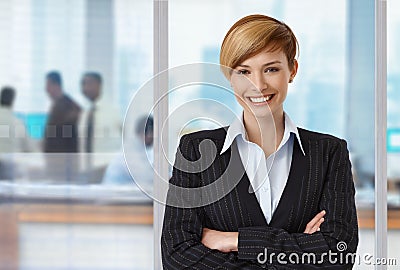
[
  {"xmin": 249, "ymin": 95, "xmax": 273, "ymax": 103},
  {"xmin": 249, "ymin": 97, "xmax": 266, "ymax": 103}
]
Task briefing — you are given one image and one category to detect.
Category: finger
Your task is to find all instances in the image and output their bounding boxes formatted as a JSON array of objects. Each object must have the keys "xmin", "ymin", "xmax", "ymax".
[
  {"xmin": 308, "ymin": 210, "xmax": 326, "ymax": 227},
  {"xmin": 310, "ymin": 219, "xmax": 324, "ymax": 234},
  {"xmin": 304, "ymin": 210, "xmax": 326, "ymax": 233},
  {"xmin": 309, "ymin": 217, "xmax": 324, "ymax": 234},
  {"xmin": 312, "ymin": 210, "xmax": 326, "ymax": 222}
]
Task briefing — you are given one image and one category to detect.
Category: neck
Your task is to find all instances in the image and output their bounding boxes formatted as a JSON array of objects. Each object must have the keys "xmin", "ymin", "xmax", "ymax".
[
  {"xmin": 90, "ymin": 96, "xmax": 99, "ymax": 103},
  {"xmin": 243, "ymin": 110, "xmax": 285, "ymax": 156}
]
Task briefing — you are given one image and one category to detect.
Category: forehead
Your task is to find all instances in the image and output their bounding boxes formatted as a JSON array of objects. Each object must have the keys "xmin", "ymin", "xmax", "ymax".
[
  {"xmin": 82, "ymin": 76, "xmax": 98, "ymax": 84},
  {"xmin": 239, "ymin": 48, "xmax": 288, "ymax": 66}
]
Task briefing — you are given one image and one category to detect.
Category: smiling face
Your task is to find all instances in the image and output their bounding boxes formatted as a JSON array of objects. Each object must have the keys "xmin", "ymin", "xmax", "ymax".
[{"xmin": 230, "ymin": 48, "xmax": 297, "ymax": 120}]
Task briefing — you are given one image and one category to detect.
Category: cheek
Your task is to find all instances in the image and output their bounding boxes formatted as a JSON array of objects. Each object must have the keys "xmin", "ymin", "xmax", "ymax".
[
  {"xmin": 272, "ymin": 77, "xmax": 290, "ymax": 92},
  {"xmin": 234, "ymin": 94, "xmax": 246, "ymax": 105},
  {"xmin": 233, "ymin": 92, "xmax": 252, "ymax": 112},
  {"xmin": 277, "ymin": 85, "xmax": 289, "ymax": 102},
  {"xmin": 230, "ymin": 87, "xmax": 245, "ymax": 104},
  {"xmin": 230, "ymin": 74, "xmax": 254, "ymax": 92}
]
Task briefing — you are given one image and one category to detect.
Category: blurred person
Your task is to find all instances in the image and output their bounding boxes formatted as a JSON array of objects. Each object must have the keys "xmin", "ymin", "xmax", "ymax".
[
  {"xmin": 103, "ymin": 115, "xmax": 153, "ymax": 187},
  {"xmin": 43, "ymin": 71, "xmax": 81, "ymax": 153},
  {"xmin": 79, "ymin": 72, "xmax": 121, "ymax": 182},
  {"xmin": 0, "ymin": 86, "xmax": 33, "ymax": 152},
  {"xmin": 0, "ymin": 87, "xmax": 34, "ymax": 179},
  {"xmin": 43, "ymin": 71, "xmax": 81, "ymax": 183}
]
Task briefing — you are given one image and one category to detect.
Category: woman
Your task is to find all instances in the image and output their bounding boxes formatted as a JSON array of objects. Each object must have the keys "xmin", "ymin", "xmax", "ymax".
[{"xmin": 162, "ymin": 14, "xmax": 358, "ymax": 269}]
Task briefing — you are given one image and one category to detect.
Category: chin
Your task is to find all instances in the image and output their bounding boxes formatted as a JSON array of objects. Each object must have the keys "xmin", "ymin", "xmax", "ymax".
[{"xmin": 245, "ymin": 108, "xmax": 273, "ymax": 119}]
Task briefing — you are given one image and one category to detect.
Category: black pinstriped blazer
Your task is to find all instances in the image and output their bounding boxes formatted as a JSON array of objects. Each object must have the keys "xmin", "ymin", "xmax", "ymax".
[{"xmin": 161, "ymin": 127, "xmax": 359, "ymax": 269}]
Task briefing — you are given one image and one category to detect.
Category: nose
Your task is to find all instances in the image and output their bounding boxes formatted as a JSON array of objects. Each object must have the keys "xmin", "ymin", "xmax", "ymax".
[{"xmin": 251, "ymin": 72, "xmax": 268, "ymax": 92}]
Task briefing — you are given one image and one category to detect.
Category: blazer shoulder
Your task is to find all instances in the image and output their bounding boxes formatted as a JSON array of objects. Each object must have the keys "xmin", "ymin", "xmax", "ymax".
[
  {"xmin": 182, "ymin": 126, "xmax": 228, "ymax": 141},
  {"xmin": 179, "ymin": 127, "xmax": 228, "ymax": 154},
  {"xmin": 298, "ymin": 127, "xmax": 346, "ymax": 145}
]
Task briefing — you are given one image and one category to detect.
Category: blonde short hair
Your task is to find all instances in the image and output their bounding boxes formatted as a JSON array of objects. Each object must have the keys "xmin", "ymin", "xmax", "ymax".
[{"xmin": 220, "ymin": 14, "xmax": 299, "ymax": 78}]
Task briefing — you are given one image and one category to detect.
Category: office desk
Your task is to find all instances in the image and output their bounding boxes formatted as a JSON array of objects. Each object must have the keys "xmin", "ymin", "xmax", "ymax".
[
  {"xmin": 357, "ymin": 207, "xmax": 400, "ymax": 229},
  {"xmin": 1, "ymin": 202, "xmax": 399, "ymax": 269},
  {"xmin": 0, "ymin": 203, "xmax": 153, "ymax": 270}
]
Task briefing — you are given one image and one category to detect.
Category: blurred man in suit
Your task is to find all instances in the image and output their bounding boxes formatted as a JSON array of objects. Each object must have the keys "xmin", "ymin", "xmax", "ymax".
[
  {"xmin": 79, "ymin": 72, "xmax": 121, "ymax": 183},
  {"xmin": 43, "ymin": 71, "xmax": 81, "ymax": 182},
  {"xmin": 43, "ymin": 71, "xmax": 81, "ymax": 153}
]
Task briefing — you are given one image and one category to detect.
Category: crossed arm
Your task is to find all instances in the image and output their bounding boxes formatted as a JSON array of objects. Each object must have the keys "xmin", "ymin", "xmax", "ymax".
[
  {"xmin": 201, "ymin": 210, "xmax": 326, "ymax": 253},
  {"xmin": 161, "ymin": 135, "xmax": 358, "ymax": 269}
]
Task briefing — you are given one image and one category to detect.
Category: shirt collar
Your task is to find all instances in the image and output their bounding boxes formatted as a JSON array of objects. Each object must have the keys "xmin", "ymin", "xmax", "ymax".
[
  {"xmin": 220, "ymin": 112, "xmax": 305, "ymax": 156},
  {"xmin": 220, "ymin": 114, "xmax": 246, "ymax": 154},
  {"xmin": 284, "ymin": 113, "xmax": 305, "ymax": 155}
]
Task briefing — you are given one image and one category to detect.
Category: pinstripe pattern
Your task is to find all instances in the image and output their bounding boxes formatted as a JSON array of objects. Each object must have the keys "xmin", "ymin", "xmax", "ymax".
[{"xmin": 161, "ymin": 127, "xmax": 358, "ymax": 269}]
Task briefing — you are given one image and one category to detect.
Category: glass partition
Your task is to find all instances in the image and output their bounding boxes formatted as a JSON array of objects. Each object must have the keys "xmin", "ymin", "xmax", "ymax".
[
  {"xmin": 0, "ymin": 0, "xmax": 153, "ymax": 269},
  {"xmin": 387, "ymin": 0, "xmax": 400, "ymax": 268}
]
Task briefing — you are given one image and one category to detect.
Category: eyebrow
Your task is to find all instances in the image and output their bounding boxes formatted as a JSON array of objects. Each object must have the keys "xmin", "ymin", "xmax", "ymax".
[{"xmin": 237, "ymin": 61, "xmax": 282, "ymax": 68}]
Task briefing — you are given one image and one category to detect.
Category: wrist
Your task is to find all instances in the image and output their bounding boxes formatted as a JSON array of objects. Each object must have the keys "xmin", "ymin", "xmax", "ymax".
[{"xmin": 229, "ymin": 232, "xmax": 239, "ymax": 251}]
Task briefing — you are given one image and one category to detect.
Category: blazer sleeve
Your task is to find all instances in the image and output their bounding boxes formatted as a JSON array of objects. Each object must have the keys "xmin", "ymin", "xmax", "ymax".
[
  {"xmin": 161, "ymin": 134, "xmax": 262, "ymax": 270},
  {"xmin": 237, "ymin": 139, "xmax": 359, "ymax": 269}
]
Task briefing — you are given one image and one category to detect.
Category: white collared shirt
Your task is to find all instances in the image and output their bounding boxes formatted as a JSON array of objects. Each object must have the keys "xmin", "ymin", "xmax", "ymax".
[
  {"xmin": 78, "ymin": 100, "xmax": 122, "ymax": 169},
  {"xmin": 220, "ymin": 112, "xmax": 305, "ymax": 223}
]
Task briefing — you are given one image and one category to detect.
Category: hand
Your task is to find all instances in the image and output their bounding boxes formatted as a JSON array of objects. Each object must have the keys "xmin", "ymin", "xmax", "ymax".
[
  {"xmin": 304, "ymin": 210, "xmax": 326, "ymax": 234},
  {"xmin": 201, "ymin": 228, "xmax": 238, "ymax": 253}
]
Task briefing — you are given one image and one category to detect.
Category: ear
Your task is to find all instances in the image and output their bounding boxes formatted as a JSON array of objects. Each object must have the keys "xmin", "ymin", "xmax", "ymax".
[{"xmin": 289, "ymin": 59, "xmax": 298, "ymax": 82}]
